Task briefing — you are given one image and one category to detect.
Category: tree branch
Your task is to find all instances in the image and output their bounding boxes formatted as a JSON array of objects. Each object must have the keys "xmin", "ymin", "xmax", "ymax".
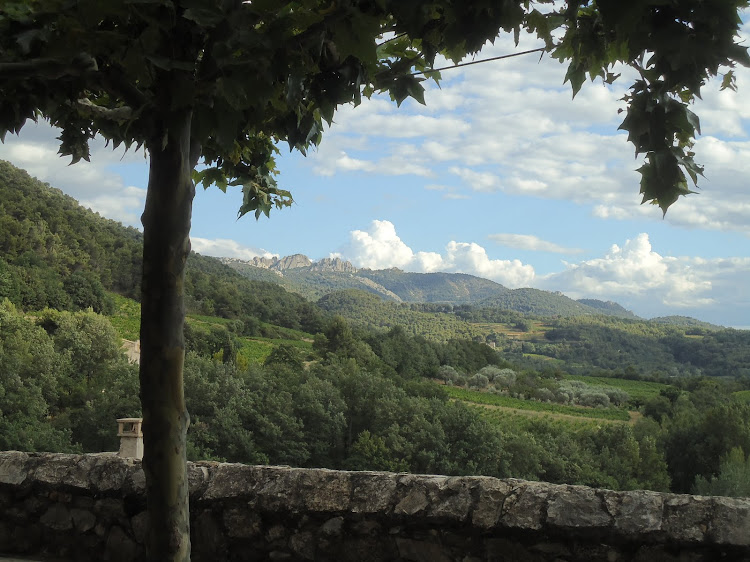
[
  {"xmin": 0, "ymin": 53, "xmax": 97, "ymax": 80},
  {"xmin": 75, "ymin": 98, "xmax": 133, "ymax": 122},
  {"xmin": 99, "ymin": 69, "xmax": 148, "ymax": 110}
]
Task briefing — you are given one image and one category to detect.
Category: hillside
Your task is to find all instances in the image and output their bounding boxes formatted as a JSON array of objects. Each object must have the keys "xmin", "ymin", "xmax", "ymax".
[
  {"xmin": 577, "ymin": 299, "xmax": 637, "ymax": 318},
  {"xmin": 356, "ymin": 269, "xmax": 506, "ymax": 303},
  {"xmin": 0, "ymin": 160, "xmax": 327, "ymax": 338}
]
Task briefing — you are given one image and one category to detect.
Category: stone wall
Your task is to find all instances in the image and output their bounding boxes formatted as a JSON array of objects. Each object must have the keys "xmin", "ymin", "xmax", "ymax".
[{"xmin": 1, "ymin": 451, "xmax": 749, "ymax": 561}]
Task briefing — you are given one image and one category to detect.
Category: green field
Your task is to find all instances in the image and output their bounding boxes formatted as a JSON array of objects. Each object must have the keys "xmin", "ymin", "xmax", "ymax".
[
  {"xmin": 476, "ymin": 406, "xmax": 617, "ymax": 430},
  {"xmin": 561, "ymin": 374, "xmax": 670, "ymax": 403},
  {"xmin": 444, "ymin": 385, "xmax": 631, "ymax": 422},
  {"xmin": 107, "ymin": 293, "xmax": 313, "ymax": 365},
  {"xmin": 108, "ymin": 293, "xmax": 141, "ymax": 340},
  {"xmin": 470, "ymin": 321, "xmax": 550, "ymax": 341}
]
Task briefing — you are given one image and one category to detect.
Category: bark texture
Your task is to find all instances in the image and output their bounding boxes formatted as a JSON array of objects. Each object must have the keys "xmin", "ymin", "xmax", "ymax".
[{"xmin": 139, "ymin": 109, "xmax": 196, "ymax": 562}]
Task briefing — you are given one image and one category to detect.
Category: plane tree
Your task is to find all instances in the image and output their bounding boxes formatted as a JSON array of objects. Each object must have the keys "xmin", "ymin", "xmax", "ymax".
[{"xmin": 1, "ymin": 1, "xmax": 747, "ymax": 559}]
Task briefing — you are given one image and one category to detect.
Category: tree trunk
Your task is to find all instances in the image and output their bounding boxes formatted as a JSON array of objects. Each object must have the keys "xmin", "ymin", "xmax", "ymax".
[{"xmin": 139, "ymin": 109, "xmax": 196, "ymax": 562}]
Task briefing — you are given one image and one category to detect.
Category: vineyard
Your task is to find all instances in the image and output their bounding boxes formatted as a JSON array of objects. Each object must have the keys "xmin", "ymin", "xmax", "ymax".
[{"xmin": 443, "ymin": 386, "xmax": 632, "ymax": 422}]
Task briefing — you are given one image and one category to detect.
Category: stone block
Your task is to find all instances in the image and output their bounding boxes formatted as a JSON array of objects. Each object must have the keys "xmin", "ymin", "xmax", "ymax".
[
  {"xmin": 350, "ymin": 472, "xmax": 398, "ymax": 513},
  {"xmin": 709, "ymin": 496, "xmax": 750, "ymax": 546},
  {"xmin": 40, "ymin": 503, "xmax": 73, "ymax": 531},
  {"xmin": 223, "ymin": 507, "xmax": 262, "ymax": 539},
  {"xmin": 251, "ymin": 468, "xmax": 305, "ymax": 512},
  {"xmin": 547, "ymin": 485, "xmax": 611, "ymax": 529},
  {"xmin": 662, "ymin": 494, "xmax": 712, "ymax": 542},
  {"xmin": 130, "ymin": 511, "xmax": 149, "ymax": 545},
  {"xmin": 0, "ymin": 452, "xmax": 29, "ymax": 485},
  {"xmin": 202, "ymin": 463, "xmax": 258, "ymax": 501},
  {"xmin": 319, "ymin": 516, "xmax": 344, "ymax": 537},
  {"xmin": 94, "ymin": 498, "xmax": 126, "ymax": 522},
  {"xmin": 290, "ymin": 531, "xmax": 315, "ymax": 560},
  {"xmin": 71, "ymin": 507, "xmax": 96, "ymax": 533},
  {"xmin": 124, "ymin": 465, "xmax": 146, "ymax": 495},
  {"xmin": 188, "ymin": 464, "xmax": 210, "ymax": 496},
  {"xmin": 606, "ymin": 490, "xmax": 663, "ymax": 536},
  {"xmin": 105, "ymin": 525, "xmax": 138, "ymax": 562},
  {"xmin": 426, "ymin": 476, "xmax": 473, "ymax": 522},
  {"xmin": 472, "ymin": 478, "xmax": 513, "ymax": 529},
  {"xmin": 498, "ymin": 482, "xmax": 550, "ymax": 531},
  {"xmin": 299, "ymin": 469, "xmax": 352, "ymax": 513},
  {"xmin": 89, "ymin": 456, "xmax": 129, "ymax": 492},
  {"xmin": 64, "ymin": 455, "xmax": 100, "ymax": 490},
  {"xmin": 394, "ymin": 488, "xmax": 429, "ymax": 516},
  {"xmin": 396, "ymin": 538, "xmax": 452, "ymax": 562},
  {"xmin": 33, "ymin": 454, "xmax": 78, "ymax": 486}
]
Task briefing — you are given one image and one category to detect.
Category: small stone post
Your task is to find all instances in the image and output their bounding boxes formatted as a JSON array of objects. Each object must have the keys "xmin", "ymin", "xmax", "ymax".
[{"xmin": 117, "ymin": 417, "xmax": 144, "ymax": 460}]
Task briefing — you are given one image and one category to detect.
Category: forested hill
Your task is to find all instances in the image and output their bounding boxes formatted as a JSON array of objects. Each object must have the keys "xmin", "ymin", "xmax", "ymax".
[
  {"xmin": 0, "ymin": 161, "xmax": 325, "ymax": 335},
  {"xmin": 476, "ymin": 288, "xmax": 635, "ymax": 318},
  {"xmin": 0, "ymin": 160, "xmax": 143, "ymax": 309},
  {"xmin": 356, "ymin": 269, "xmax": 506, "ymax": 303}
]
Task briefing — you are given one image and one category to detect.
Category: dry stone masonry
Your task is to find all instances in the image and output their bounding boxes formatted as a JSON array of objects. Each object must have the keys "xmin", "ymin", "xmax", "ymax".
[{"xmin": 1, "ymin": 451, "xmax": 749, "ymax": 561}]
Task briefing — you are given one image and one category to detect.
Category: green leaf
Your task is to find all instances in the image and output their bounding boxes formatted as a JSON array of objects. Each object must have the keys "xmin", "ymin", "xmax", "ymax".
[
  {"xmin": 182, "ymin": 7, "xmax": 225, "ymax": 26},
  {"xmin": 330, "ymin": 14, "xmax": 379, "ymax": 67},
  {"xmin": 720, "ymin": 71, "xmax": 737, "ymax": 92},
  {"xmin": 564, "ymin": 62, "xmax": 586, "ymax": 98},
  {"xmin": 406, "ymin": 79, "xmax": 426, "ymax": 105}
]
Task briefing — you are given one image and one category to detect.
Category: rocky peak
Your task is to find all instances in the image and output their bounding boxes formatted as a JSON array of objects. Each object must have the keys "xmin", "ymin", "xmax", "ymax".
[
  {"xmin": 249, "ymin": 256, "xmax": 278, "ymax": 269},
  {"xmin": 310, "ymin": 257, "xmax": 357, "ymax": 273},
  {"xmin": 276, "ymin": 254, "xmax": 313, "ymax": 270}
]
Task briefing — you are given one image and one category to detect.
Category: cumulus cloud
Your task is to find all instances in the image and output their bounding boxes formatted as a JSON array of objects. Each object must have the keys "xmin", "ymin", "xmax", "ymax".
[
  {"xmin": 489, "ymin": 233, "xmax": 584, "ymax": 254},
  {"xmin": 443, "ymin": 241, "xmax": 535, "ymax": 287},
  {"xmin": 339, "ymin": 220, "xmax": 535, "ymax": 287},
  {"xmin": 190, "ymin": 237, "xmax": 276, "ymax": 260},
  {"xmin": 344, "ymin": 220, "xmax": 416, "ymax": 269},
  {"xmin": 299, "ymin": 26, "xmax": 750, "ymax": 234},
  {"xmin": 539, "ymin": 233, "xmax": 723, "ymax": 312}
]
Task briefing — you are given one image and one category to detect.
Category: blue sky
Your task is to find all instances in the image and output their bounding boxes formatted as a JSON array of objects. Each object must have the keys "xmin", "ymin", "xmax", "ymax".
[{"xmin": 1, "ymin": 26, "xmax": 749, "ymax": 328}]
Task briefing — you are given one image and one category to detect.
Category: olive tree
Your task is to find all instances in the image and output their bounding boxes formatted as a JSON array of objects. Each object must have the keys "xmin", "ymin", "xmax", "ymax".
[{"xmin": 1, "ymin": 1, "xmax": 747, "ymax": 559}]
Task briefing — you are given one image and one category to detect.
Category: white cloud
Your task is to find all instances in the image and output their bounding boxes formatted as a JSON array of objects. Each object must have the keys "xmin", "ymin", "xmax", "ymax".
[
  {"xmin": 315, "ymin": 151, "xmax": 376, "ymax": 176},
  {"xmin": 449, "ymin": 167, "xmax": 501, "ymax": 192},
  {"xmin": 345, "ymin": 220, "xmax": 416, "ymax": 269},
  {"xmin": 340, "ymin": 220, "xmax": 535, "ymax": 288},
  {"xmin": 298, "ymin": 27, "xmax": 750, "ymax": 234},
  {"xmin": 538, "ymin": 233, "xmax": 750, "ymax": 319},
  {"xmin": 443, "ymin": 241, "xmax": 536, "ymax": 287},
  {"xmin": 489, "ymin": 233, "xmax": 583, "ymax": 254},
  {"xmin": 79, "ymin": 186, "xmax": 147, "ymax": 225},
  {"xmin": 190, "ymin": 237, "xmax": 275, "ymax": 260}
]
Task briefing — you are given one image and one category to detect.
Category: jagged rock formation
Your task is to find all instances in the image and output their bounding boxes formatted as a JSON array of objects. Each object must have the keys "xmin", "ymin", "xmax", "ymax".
[
  {"xmin": 309, "ymin": 257, "xmax": 357, "ymax": 273},
  {"xmin": 2, "ymin": 451, "xmax": 749, "ymax": 561},
  {"xmin": 223, "ymin": 254, "xmax": 357, "ymax": 274}
]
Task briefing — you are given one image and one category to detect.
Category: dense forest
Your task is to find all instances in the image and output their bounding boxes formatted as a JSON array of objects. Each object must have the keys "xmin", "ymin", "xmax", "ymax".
[{"xmin": 2, "ymin": 160, "xmax": 749, "ymax": 498}]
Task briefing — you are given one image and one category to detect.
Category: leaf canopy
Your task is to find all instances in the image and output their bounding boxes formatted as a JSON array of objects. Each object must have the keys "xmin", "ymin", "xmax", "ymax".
[{"xmin": 1, "ymin": 0, "xmax": 748, "ymax": 215}]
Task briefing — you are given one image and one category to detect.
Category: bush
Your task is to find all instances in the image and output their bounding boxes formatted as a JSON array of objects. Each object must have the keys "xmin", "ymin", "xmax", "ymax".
[{"xmin": 468, "ymin": 373, "xmax": 490, "ymax": 389}]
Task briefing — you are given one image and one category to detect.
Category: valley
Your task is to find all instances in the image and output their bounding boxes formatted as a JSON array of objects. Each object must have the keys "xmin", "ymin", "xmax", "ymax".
[{"xmin": 1, "ymin": 160, "xmax": 749, "ymax": 497}]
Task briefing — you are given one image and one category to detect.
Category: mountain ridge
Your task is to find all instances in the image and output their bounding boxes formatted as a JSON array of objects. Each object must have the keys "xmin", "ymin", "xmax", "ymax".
[{"xmin": 220, "ymin": 253, "xmax": 641, "ymax": 319}]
